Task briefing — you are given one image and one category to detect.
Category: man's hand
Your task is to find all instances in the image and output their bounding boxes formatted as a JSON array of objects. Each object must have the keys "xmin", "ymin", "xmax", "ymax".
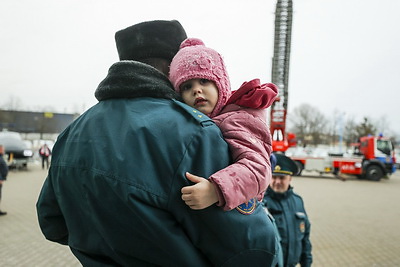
[{"xmin": 181, "ymin": 172, "xmax": 218, "ymax": 210}]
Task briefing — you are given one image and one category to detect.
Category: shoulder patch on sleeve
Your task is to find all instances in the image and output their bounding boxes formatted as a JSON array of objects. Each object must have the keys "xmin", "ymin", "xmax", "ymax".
[
  {"xmin": 172, "ymin": 99, "xmax": 214, "ymax": 126},
  {"xmin": 236, "ymin": 198, "xmax": 257, "ymax": 215}
]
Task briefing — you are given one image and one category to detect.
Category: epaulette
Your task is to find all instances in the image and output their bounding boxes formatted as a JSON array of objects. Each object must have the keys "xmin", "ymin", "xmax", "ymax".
[{"xmin": 172, "ymin": 99, "xmax": 214, "ymax": 126}]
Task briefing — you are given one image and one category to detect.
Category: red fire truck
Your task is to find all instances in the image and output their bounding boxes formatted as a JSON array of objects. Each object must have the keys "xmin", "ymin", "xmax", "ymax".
[
  {"xmin": 269, "ymin": 2, "xmax": 396, "ymax": 181},
  {"xmin": 287, "ymin": 135, "xmax": 396, "ymax": 181}
]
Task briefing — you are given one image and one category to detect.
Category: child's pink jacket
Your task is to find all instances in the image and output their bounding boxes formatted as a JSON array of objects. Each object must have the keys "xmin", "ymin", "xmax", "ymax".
[{"xmin": 209, "ymin": 79, "xmax": 278, "ymax": 211}]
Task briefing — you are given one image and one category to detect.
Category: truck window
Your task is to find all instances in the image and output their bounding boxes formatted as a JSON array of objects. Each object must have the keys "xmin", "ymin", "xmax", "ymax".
[{"xmin": 377, "ymin": 140, "xmax": 391, "ymax": 155}]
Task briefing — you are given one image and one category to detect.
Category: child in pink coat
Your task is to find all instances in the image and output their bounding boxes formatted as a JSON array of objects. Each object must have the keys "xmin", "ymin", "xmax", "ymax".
[{"xmin": 169, "ymin": 38, "xmax": 278, "ymax": 212}]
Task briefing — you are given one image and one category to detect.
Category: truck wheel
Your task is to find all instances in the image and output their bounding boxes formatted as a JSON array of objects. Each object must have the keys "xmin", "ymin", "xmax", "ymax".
[
  {"xmin": 365, "ymin": 165, "xmax": 383, "ymax": 181},
  {"xmin": 294, "ymin": 161, "xmax": 303, "ymax": 176}
]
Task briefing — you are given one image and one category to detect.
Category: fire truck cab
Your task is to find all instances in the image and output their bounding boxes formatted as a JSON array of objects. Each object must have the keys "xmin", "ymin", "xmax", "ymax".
[{"xmin": 351, "ymin": 135, "xmax": 396, "ymax": 181}]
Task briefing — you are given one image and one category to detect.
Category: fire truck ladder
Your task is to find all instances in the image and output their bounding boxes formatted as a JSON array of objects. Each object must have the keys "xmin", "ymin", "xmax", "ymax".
[{"xmin": 270, "ymin": 0, "xmax": 293, "ymax": 151}]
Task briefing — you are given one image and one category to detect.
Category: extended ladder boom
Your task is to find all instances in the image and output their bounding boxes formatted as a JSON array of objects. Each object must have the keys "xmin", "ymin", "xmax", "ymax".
[{"xmin": 270, "ymin": 0, "xmax": 294, "ymax": 152}]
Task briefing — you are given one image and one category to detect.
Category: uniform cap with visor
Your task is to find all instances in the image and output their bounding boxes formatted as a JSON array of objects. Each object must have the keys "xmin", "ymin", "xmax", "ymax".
[{"xmin": 272, "ymin": 153, "xmax": 299, "ymax": 176}]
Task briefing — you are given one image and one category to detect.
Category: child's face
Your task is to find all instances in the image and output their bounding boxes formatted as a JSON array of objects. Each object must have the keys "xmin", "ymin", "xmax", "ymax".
[{"xmin": 180, "ymin": 78, "xmax": 218, "ymax": 116}]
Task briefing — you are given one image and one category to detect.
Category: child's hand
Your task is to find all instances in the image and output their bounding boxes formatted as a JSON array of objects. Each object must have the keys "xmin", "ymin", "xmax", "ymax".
[{"xmin": 181, "ymin": 172, "xmax": 218, "ymax": 210}]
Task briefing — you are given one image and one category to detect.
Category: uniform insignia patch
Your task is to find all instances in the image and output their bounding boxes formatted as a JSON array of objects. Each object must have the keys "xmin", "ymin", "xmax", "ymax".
[
  {"xmin": 236, "ymin": 198, "xmax": 256, "ymax": 215},
  {"xmin": 299, "ymin": 221, "xmax": 305, "ymax": 233}
]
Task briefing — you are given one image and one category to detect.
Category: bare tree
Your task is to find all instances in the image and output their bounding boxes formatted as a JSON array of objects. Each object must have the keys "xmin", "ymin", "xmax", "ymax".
[
  {"xmin": 373, "ymin": 115, "xmax": 395, "ymax": 137},
  {"xmin": 343, "ymin": 116, "xmax": 358, "ymax": 146},
  {"xmin": 326, "ymin": 110, "xmax": 346, "ymax": 146},
  {"xmin": 355, "ymin": 117, "xmax": 377, "ymax": 138},
  {"xmin": 285, "ymin": 104, "xmax": 399, "ymax": 147},
  {"xmin": 288, "ymin": 103, "xmax": 329, "ymax": 146}
]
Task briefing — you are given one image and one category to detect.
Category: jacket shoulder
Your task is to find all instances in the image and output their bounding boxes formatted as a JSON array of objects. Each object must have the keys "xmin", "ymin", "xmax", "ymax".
[
  {"xmin": 172, "ymin": 99, "xmax": 214, "ymax": 126},
  {"xmin": 292, "ymin": 192, "xmax": 306, "ymax": 206},
  {"xmin": 292, "ymin": 191, "xmax": 304, "ymax": 200}
]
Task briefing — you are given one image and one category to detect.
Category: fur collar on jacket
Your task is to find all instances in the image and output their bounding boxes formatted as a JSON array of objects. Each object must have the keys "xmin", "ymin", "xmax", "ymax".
[{"xmin": 95, "ymin": 60, "xmax": 180, "ymax": 101}]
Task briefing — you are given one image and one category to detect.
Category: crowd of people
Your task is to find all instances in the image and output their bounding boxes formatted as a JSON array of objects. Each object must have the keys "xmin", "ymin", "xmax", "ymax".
[{"xmin": 34, "ymin": 20, "xmax": 313, "ymax": 266}]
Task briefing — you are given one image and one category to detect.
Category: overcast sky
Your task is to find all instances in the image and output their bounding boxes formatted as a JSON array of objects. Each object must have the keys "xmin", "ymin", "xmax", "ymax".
[{"xmin": 1, "ymin": 0, "xmax": 400, "ymax": 136}]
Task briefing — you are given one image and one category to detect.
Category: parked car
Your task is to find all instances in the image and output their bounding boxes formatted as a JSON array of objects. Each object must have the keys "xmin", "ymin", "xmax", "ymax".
[{"xmin": 0, "ymin": 131, "xmax": 33, "ymax": 169}]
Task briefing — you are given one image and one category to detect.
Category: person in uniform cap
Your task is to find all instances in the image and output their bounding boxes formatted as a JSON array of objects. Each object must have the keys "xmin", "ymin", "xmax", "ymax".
[
  {"xmin": 37, "ymin": 20, "xmax": 279, "ymax": 266},
  {"xmin": 263, "ymin": 153, "xmax": 313, "ymax": 267}
]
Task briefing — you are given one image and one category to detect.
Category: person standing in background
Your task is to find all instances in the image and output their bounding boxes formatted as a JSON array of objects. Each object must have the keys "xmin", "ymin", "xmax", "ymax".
[
  {"xmin": 0, "ymin": 145, "xmax": 9, "ymax": 216},
  {"xmin": 263, "ymin": 153, "xmax": 313, "ymax": 267},
  {"xmin": 39, "ymin": 144, "xmax": 51, "ymax": 169}
]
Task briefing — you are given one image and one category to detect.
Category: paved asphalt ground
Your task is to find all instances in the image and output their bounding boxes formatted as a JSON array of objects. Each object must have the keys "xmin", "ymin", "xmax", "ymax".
[{"xmin": 1, "ymin": 162, "xmax": 400, "ymax": 266}]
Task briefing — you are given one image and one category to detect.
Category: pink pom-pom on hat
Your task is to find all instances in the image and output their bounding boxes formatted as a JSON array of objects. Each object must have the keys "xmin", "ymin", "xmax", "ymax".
[
  {"xmin": 169, "ymin": 38, "xmax": 231, "ymax": 118},
  {"xmin": 179, "ymin": 38, "xmax": 204, "ymax": 49}
]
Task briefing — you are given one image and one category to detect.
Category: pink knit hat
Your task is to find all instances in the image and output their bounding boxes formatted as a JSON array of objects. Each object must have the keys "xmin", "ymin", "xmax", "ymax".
[{"xmin": 169, "ymin": 38, "xmax": 231, "ymax": 118}]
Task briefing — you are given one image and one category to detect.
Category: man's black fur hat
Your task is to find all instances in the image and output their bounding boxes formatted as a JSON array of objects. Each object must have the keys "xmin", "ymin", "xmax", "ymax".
[{"xmin": 115, "ymin": 20, "xmax": 187, "ymax": 62}]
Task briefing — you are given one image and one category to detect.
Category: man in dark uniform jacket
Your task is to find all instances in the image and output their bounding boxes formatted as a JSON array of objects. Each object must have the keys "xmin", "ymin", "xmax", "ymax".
[
  {"xmin": 0, "ymin": 144, "xmax": 8, "ymax": 215},
  {"xmin": 36, "ymin": 20, "xmax": 279, "ymax": 266},
  {"xmin": 263, "ymin": 153, "xmax": 313, "ymax": 267}
]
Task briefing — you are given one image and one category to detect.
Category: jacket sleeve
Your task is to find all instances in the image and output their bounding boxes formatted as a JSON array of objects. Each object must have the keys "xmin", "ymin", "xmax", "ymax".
[
  {"xmin": 210, "ymin": 109, "xmax": 272, "ymax": 210},
  {"xmin": 300, "ymin": 213, "xmax": 313, "ymax": 267},
  {"xmin": 36, "ymin": 176, "xmax": 69, "ymax": 245},
  {"xmin": 226, "ymin": 79, "xmax": 278, "ymax": 109}
]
